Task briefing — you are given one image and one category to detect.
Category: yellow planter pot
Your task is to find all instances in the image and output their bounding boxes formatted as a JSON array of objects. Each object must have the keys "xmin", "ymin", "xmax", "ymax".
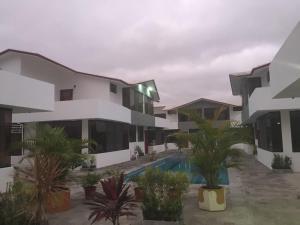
[{"xmin": 198, "ymin": 186, "xmax": 226, "ymax": 211}]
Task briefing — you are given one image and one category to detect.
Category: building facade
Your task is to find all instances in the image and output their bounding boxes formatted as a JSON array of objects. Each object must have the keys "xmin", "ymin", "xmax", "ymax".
[
  {"xmin": 0, "ymin": 49, "xmax": 178, "ymax": 170},
  {"xmin": 229, "ymin": 22, "xmax": 300, "ymax": 172}
]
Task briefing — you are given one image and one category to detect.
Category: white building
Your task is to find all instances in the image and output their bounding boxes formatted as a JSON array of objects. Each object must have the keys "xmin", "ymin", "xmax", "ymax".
[
  {"xmin": 229, "ymin": 21, "xmax": 300, "ymax": 172},
  {"xmin": 0, "ymin": 56, "xmax": 55, "ymax": 191},
  {"xmin": 0, "ymin": 49, "xmax": 178, "ymax": 170}
]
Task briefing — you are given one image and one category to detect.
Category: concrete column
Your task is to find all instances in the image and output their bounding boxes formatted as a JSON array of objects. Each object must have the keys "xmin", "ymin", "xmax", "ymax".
[
  {"xmin": 280, "ymin": 110, "xmax": 293, "ymax": 156},
  {"xmin": 82, "ymin": 119, "xmax": 89, "ymax": 154}
]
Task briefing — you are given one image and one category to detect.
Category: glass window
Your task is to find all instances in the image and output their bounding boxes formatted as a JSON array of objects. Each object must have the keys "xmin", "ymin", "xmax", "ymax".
[
  {"xmin": 218, "ymin": 107, "xmax": 230, "ymax": 120},
  {"xmin": 138, "ymin": 126, "xmax": 144, "ymax": 142},
  {"xmin": 256, "ymin": 112, "xmax": 282, "ymax": 152},
  {"xmin": 122, "ymin": 88, "xmax": 130, "ymax": 109},
  {"xmin": 145, "ymin": 96, "xmax": 153, "ymax": 115},
  {"xmin": 290, "ymin": 111, "xmax": 300, "ymax": 152},
  {"xmin": 89, "ymin": 120, "xmax": 129, "ymax": 153},
  {"xmin": 178, "ymin": 113, "xmax": 189, "ymax": 122},
  {"xmin": 204, "ymin": 108, "xmax": 216, "ymax": 119},
  {"xmin": 42, "ymin": 120, "xmax": 82, "ymax": 139},
  {"xmin": 155, "ymin": 113, "xmax": 166, "ymax": 119},
  {"xmin": 60, "ymin": 89, "xmax": 73, "ymax": 101},
  {"xmin": 110, "ymin": 83, "xmax": 117, "ymax": 94},
  {"xmin": 129, "ymin": 125, "xmax": 136, "ymax": 142}
]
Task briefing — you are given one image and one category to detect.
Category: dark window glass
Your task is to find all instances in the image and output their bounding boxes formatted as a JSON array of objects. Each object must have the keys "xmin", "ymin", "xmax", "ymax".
[
  {"xmin": 42, "ymin": 120, "xmax": 82, "ymax": 139},
  {"xmin": 60, "ymin": 89, "xmax": 73, "ymax": 101},
  {"xmin": 290, "ymin": 111, "xmax": 300, "ymax": 152},
  {"xmin": 122, "ymin": 88, "xmax": 130, "ymax": 109},
  {"xmin": 204, "ymin": 108, "xmax": 216, "ymax": 119},
  {"xmin": 256, "ymin": 112, "xmax": 282, "ymax": 152},
  {"xmin": 233, "ymin": 106, "xmax": 242, "ymax": 111},
  {"xmin": 178, "ymin": 113, "xmax": 189, "ymax": 122},
  {"xmin": 218, "ymin": 107, "xmax": 230, "ymax": 120},
  {"xmin": 89, "ymin": 120, "xmax": 129, "ymax": 153},
  {"xmin": 129, "ymin": 125, "xmax": 136, "ymax": 142},
  {"xmin": 0, "ymin": 108, "xmax": 12, "ymax": 168},
  {"xmin": 147, "ymin": 129, "xmax": 165, "ymax": 146},
  {"xmin": 110, "ymin": 83, "xmax": 117, "ymax": 93},
  {"xmin": 138, "ymin": 126, "xmax": 144, "ymax": 141},
  {"xmin": 155, "ymin": 113, "xmax": 166, "ymax": 119},
  {"xmin": 134, "ymin": 91, "xmax": 144, "ymax": 113},
  {"xmin": 145, "ymin": 97, "xmax": 153, "ymax": 115}
]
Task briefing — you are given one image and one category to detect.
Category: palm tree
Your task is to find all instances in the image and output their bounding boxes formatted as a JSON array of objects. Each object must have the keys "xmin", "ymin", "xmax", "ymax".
[
  {"xmin": 15, "ymin": 124, "xmax": 90, "ymax": 225},
  {"xmin": 180, "ymin": 107, "xmax": 250, "ymax": 189}
]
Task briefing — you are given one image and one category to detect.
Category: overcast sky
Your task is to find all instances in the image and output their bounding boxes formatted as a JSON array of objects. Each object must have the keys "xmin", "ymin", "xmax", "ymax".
[{"xmin": 1, "ymin": 0, "xmax": 300, "ymax": 107}]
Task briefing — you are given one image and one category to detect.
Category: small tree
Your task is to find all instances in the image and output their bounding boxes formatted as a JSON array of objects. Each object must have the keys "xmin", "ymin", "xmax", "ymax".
[
  {"xmin": 16, "ymin": 124, "xmax": 90, "ymax": 225},
  {"xmin": 179, "ymin": 108, "xmax": 249, "ymax": 189}
]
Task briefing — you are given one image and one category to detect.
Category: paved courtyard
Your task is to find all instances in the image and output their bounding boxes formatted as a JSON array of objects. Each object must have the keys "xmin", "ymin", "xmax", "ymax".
[{"xmin": 49, "ymin": 152, "xmax": 300, "ymax": 225}]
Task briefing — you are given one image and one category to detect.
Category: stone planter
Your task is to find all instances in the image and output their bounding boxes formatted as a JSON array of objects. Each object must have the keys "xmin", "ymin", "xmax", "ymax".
[
  {"xmin": 272, "ymin": 168, "xmax": 293, "ymax": 173},
  {"xmin": 143, "ymin": 220, "xmax": 179, "ymax": 225},
  {"xmin": 47, "ymin": 189, "xmax": 71, "ymax": 213},
  {"xmin": 198, "ymin": 186, "xmax": 226, "ymax": 211}
]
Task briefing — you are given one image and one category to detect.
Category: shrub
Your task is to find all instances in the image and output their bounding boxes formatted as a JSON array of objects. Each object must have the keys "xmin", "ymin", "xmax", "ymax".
[
  {"xmin": 138, "ymin": 168, "xmax": 189, "ymax": 221},
  {"xmin": 272, "ymin": 154, "xmax": 292, "ymax": 169},
  {"xmin": 81, "ymin": 173, "xmax": 101, "ymax": 188}
]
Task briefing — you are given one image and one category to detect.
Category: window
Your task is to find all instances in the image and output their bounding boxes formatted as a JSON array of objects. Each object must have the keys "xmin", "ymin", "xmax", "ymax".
[
  {"xmin": 178, "ymin": 113, "xmax": 189, "ymax": 122},
  {"xmin": 89, "ymin": 120, "xmax": 129, "ymax": 153},
  {"xmin": 204, "ymin": 108, "xmax": 216, "ymax": 119},
  {"xmin": 60, "ymin": 89, "xmax": 73, "ymax": 101},
  {"xmin": 256, "ymin": 112, "xmax": 282, "ymax": 152},
  {"xmin": 138, "ymin": 126, "xmax": 144, "ymax": 141},
  {"xmin": 145, "ymin": 96, "xmax": 153, "ymax": 115},
  {"xmin": 129, "ymin": 125, "xmax": 136, "ymax": 142},
  {"xmin": 290, "ymin": 111, "xmax": 300, "ymax": 152},
  {"xmin": 155, "ymin": 113, "xmax": 166, "ymax": 119},
  {"xmin": 42, "ymin": 120, "xmax": 82, "ymax": 139},
  {"xmin": 218, "ymin": 107, "xmax": 230, "ymax": 120},
  {"xmin": 134, "ymin": 91, "xmax": 144, "ymax": 113},
  {"xmin": 110, "ymin": 83, "xmax": 117, "ymax": 94},
  {"xmin": 233, "ymin": 106, "xmax": 242, "ymax": 111},
  {"xmin": 122, "ymin": 88, "xmax": 130, "ymax": 108}
]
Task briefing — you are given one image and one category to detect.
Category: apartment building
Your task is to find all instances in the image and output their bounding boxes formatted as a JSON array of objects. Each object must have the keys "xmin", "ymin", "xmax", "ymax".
[
  {"xmin": 154, "ymin": 98, "xmax": 242, "ymax": 133},
  {"xmin": 229, "ymin": 21, "xmax": 300, "ymax": 171},
  {"xmin": 0, "ymin": 49, "xmax": 178, "ymax": 170}
]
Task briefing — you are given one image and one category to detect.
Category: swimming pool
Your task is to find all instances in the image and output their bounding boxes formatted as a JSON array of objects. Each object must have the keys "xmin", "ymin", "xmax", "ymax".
[{"xmin": 126, "ymin": 155, "xmax": 229, "ymax": 185}]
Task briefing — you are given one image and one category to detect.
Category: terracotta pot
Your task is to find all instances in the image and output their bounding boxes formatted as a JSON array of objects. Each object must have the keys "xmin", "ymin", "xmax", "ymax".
[
  {"xmin": 84, "ymin": 186, "xmax": 97, "ymax": 200},
  {"xmin": 47, "ymin": 189, "xmax": 71, "ymax": 213},
  {"xmin": 134, "ymin": 187, "xmax": 145, "ymax": 202},
  {"xmin": 198, "ymin": 186, "xmax": 226, "ymax": 211}
]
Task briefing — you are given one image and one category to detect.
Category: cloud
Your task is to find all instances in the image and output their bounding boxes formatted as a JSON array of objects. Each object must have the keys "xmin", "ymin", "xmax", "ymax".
[{"xmin": 0, "ymin": 0, "xmax": 300, "ymax": 106}]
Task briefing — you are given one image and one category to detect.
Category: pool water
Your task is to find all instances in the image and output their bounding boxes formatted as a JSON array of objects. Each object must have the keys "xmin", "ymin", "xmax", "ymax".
[{"xmin": 126, "ymin": 155, "xmax": 229, "ymax": 185}]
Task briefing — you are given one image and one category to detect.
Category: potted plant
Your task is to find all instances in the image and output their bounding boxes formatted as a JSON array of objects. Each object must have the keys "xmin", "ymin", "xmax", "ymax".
[
  {"xmin": 271, "ymin": 154, "xmax": 292, "ymax": 172},
  {"xmin": 178, "ymin": 108, "xmax": 249, "ymax": 211},
  {"xmin": 138, "ymin": 168, "xmax": 189, "ymax": 224},
  {"xmin": 135, "ymin": 145, "xmax": 145, "ymax": 157},
  {"xmin": 87, "ymin": 173, "xmax": 137, "ymax": 225},
  {"xmin": 15, "ymin": 125, "xmax": 90, "ymax": 224},
  {"xmin": 81, "ymin": 173, "xmax": 101, "ymax": 200}
]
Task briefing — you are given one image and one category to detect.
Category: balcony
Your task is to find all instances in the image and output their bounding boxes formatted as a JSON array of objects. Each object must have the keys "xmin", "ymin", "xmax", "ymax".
[
  {"xmin": 155, "ymin": 117, "xmax": 178, "ymax": 130},
  {"xmin": 13, "ymin": 99, "xmax": 131, "ymax": 124},
  {"xmin": 0, "ymin": 70, "xmax": 54, "ymax": 112},
  {"xmin": 248, "ymin": 86, "xmax": 300, "ymax": 120}
]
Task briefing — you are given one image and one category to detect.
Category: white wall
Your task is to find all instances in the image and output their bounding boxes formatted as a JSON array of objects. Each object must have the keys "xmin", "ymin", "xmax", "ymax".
[
  {"xmin": 0, "ymin": 167, "xmax": 14, "ymax": 192},
  {"xmin": 19, "ymin": 54, "xmax": 125, "ymax": 103},
  {"xmin": 270, "ymin": 22, "xmax": 300, "ymax": 98},
  {"xmin": 0, "ymin": 54, "xmax": 22, "ymax": 74},
  {"xmin": 155, "ymin": 117, "xmax": 178, "ymax": 130},
  {"xmin": 230, "ymin": 106, "xmax": 242, "ymax": 123},
  {"xmin": 13, "ymin": 99, "xmax": 131, "ymax": 124},
  {"xmin": 0, "ymin": 70, "xmax": 54, "ymax": 112},
  {"xmin": 91, "ymin": 149, "xmax": 131, "ymax": 168}
]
